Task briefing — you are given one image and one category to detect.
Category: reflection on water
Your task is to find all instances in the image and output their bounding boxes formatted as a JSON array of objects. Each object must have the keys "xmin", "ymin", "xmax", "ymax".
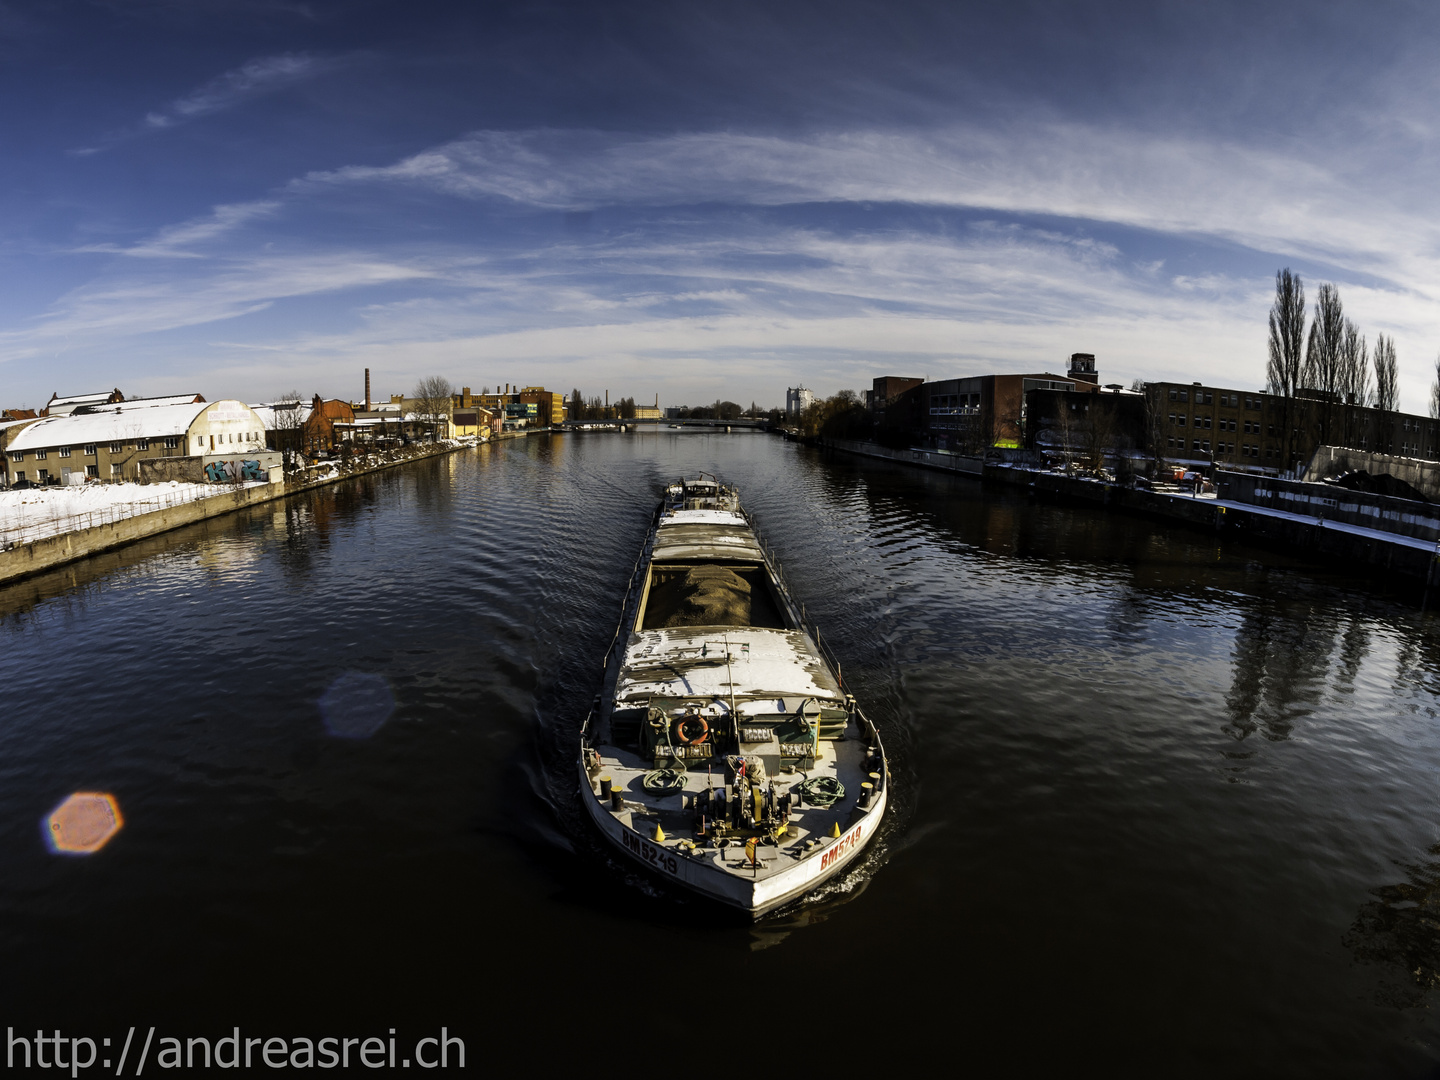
[
  {"xmin": 4, "ymin": 434, "xmax": 1440, "ymax": 1074},
  {"xmin": 1347, "ymin": 842, "xmax": 1440, "ymax": 1008},
  {"xmin": 1225, "ymin": 602, "xmax": 1333, "ymax": 743}
]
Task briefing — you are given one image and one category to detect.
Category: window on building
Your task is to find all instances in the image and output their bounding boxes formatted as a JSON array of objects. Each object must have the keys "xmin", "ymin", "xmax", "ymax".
[
  {"xmin": 1203, "ymin": 416, "xmax": 1212, "ymax": 429},
  {"xmin": 1168, "ymin": 413, "xmax": 1176, "ymax": 425},
  {"xmin": 58, "ymin": 446, "xmax": 71, "ymax": 457},
  {"xmin": 110, "ymin": 464, "xmax": 121, "ymax": 477},
  {"xmin": 84, "ymin": 444, "xmax": 96, "ymax": 456},
  {"xmin": 37, "ymin": 468, "xmax": 49, "ymax": 481},
  {"xmin": 136, "ymin": 439, "xmax": 150, "ymax": 450},
  {"xmin": 1179, "ymin": 390, "xmax": 1189, "ymax": 402},
  {"xmin": 164, "ymin": 436, "xmax": 179, "ymax": 449},
  {"xmin": 1169, "ymin": 389, "xmax": 1178, "ymax": 401},
  {"xmin": 34, "ymin": 449, "xmax": 46, "ymax": 459},
  {"xmin": 1193, "ymin": 439, "xmax": 1201, "ymax": 451},
  {"xmin": 110, "ymin": 442, "xmax": 122, "ymax": 453},
  {"xmin": 1178, "ymin": 414, "xmax": 1187, "ymax": 426},
  {"xmin": 85, "ymin": 464, "xmax": 98, "ymax": 477},
  {"xmin": 1203, "ymin": 440, "xmax": 1211, "ymax": 453},
  {"xmin": 11, "ymin": 470, "xmax": 22, "ymax": 481},
  {"xmin": 8, "ymin": 451, "xmax": 21, "ymax": 462}
]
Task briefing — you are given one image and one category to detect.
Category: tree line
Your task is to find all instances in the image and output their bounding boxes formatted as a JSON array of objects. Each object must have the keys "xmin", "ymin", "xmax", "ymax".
[{"xmin": 1266, "ymin": 268, "xmax": 1401, "ymax": 463}]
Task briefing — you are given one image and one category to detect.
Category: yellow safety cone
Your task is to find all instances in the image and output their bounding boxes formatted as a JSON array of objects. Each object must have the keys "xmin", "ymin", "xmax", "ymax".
[
  {"xmin": 653, "ymin": 824, "xmax": 666, "ymax": 843},
  {"xmin": 831, "ymin": 821, "xmax": 841, "ymax": 838}
]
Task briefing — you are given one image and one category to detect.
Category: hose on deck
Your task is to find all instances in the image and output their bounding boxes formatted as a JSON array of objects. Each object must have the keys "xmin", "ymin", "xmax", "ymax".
[
  {"xmin": 642, "ymin": 768, "xmax": 689, "ymax": 795},
  {"xmin": 795, "ymin": 775, "xmax": 844, "ymax": 807}
]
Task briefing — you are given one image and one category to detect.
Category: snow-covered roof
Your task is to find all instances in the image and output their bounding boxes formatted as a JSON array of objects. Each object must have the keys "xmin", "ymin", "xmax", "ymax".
[
  {"xmin": 46, "ymin": 391, "xmax": 120, "ymax": 416},
  {"xmin": 249, "ymin": 403, "xmax": 313, "ymax": 430},
  {"xmin": 49, "ymin": 391, "xmax": 115, "ymax": 407},
  {"xmin": 7, "ymin": 400, "xmax": 255, "ymax": 451},
  {"xmin": 78, "ymin": 394, "xmax": 204, "ymax": 413}
]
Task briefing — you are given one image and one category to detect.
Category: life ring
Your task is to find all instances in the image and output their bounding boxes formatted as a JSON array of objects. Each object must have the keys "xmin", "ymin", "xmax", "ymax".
[{"xmin": 673, "ymin": 715, "xmax": 709, "ymax": 745}]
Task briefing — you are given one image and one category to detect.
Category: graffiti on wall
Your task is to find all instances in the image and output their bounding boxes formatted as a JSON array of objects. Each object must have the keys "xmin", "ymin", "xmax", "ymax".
[{"xmin": 204, "ymin": 459, "xmax": 265, "ymax": 483}]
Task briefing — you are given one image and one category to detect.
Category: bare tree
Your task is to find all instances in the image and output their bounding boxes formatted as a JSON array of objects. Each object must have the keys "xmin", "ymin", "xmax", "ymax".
[
  {"xmin": 272, "ymin": 390, "xmax": 306, "ymax": 474},
  {"xmin": 1302, "ymin": 283, "xmax": 1345, "ymax": 395},
  {"xmin": 1336, "ymin": 319, "xmax": 1369, "ymax": 447},
  {"xmin": 1053, "ymin": 393, "xmax": 1074, "ymax": 475},
  {"xmin": 1140, "ymin": 382, "xmax": 1168, "ymax": 477},
  {"xmin": 1339, "ymin": 320, "xmax": 1369, "ymax": 406},
  {"xmin": 1081, "ymin": 396, "xmax": 1117, "ymax": 476},
  {"xmin": 1373, "ymin": 334, "xmax": 1399, "ymax": 413},
  {"xmin": 411, "ymin": 376, "xmax": 454, "ymax": 442},
  {"xmin": 1302, "ymin": 283, "xmax": 1345, "ymax": 448},
  {"xmin": 1267, "ymin": 269, "xmax": 1306, "ymax": 471},
  {"xmin": 1431, "ymin": 353, "xmax": 1440, "ymax": 420},
  {"xmin": 1267, "ymin": 269, "xmax": 1305, "ymax": 399}
]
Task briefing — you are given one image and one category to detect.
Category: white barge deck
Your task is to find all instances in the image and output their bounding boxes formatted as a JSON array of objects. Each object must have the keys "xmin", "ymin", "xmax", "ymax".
[{"xmin": 577, "ymin": 476, "xmax": 888, "ymax": 917}]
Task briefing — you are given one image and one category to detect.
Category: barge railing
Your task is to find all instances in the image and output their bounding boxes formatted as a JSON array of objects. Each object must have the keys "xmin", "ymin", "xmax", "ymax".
[{"xmin": 744, "ymin": 507, "xmax": 847, "ymax": 688}]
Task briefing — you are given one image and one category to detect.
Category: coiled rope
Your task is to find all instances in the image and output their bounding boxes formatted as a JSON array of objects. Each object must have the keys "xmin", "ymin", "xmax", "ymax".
[
  {"xmin": 642, "ymin": 768, "xmax": 689, "ymax": 795},
  {"xmin": 795, "ymin": 775, "xmax": 844, "ymax": 807}
]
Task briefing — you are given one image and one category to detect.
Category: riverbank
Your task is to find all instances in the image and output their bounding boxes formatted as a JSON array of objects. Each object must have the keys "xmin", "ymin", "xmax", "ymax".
[
  {"xmin": 821, "ymin": 436, "xmax": 1439, "ymax": 595},
  {"xmin": 0, "ymin": 438, "xmax": 480, "ymax": 587}
]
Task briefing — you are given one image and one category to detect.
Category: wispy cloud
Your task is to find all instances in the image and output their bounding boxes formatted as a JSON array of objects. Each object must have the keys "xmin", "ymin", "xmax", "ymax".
[
  {"xmin": 299, "ymin": 125, "xmax": 1440, "ymax": 294},
  {"xmin": 0, "ymin": 252, "xmax": 437, "ymax": 357},
  {"xmin": 74, "ymin": 201, "xmax": 280, "ymax": 257},
  {"xmin": 73, "ymin": 53, "xmax": 336, "ymax": 154}
]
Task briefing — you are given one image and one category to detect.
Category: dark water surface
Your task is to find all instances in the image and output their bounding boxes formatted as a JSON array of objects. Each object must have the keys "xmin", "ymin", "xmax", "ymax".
[{"xmin": 6, "ymin": 433, "xmax": 1440, "ymax": 1075}]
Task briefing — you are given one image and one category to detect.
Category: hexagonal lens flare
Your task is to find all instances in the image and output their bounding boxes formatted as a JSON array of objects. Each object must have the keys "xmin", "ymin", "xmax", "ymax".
[
  {"xmin": 318, "ymin": 671, "xmax": 395, "ymax": 739},
  {"xmin": 45, "ymin": 792, "xmax": 123, "ymax": 855}
]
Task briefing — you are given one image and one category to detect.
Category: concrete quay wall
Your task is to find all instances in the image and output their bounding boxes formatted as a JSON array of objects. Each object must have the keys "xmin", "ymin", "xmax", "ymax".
[
  {"xmin": 822, "ymin": 438, "xmax": 1435, "ymax": 590},
  {"xmin": 0, "ymin": 441, "xmax": 464, "ymax": 587}
]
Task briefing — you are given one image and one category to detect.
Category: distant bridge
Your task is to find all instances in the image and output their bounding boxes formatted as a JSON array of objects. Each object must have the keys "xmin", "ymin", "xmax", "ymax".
[{"xmin": 556, "ymin": 417, "xmax": 770, "ymax": 431}]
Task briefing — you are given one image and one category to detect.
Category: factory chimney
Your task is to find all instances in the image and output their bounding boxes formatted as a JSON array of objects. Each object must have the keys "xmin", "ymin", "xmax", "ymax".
[{"xmin": 364, "ymin": 368, "xmax": 371, "ymax": 412}]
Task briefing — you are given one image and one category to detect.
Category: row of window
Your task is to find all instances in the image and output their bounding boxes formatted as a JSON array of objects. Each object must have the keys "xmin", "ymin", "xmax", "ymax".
[
  {"xmin": 11, "ymin": 464, "xmax": 120, "ymax": 482},
  {"xmin": 1167, "ymin": 388, "xmax": 1263, "ymax": 409},
  {"xmin": 1164, "ymin": 438, "xmax": 1275, "ymax": 459},
  {"xmin": 9, "ymin": 436, "xmax": 188, "ymax": 462}
]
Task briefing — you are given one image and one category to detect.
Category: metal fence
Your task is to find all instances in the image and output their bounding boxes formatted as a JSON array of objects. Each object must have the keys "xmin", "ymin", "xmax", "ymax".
[{"xmin": 0, "ymin": 487, "xmax": 230, "ymax": 549}]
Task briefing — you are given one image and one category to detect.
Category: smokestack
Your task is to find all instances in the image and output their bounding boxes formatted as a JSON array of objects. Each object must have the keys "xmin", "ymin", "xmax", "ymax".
[
  {"xmin": 606, "ymin": 390, "xmax": 609, "ymax": 408},
  {"xmin": 364, "ymin": 368, "xmax": 371, "ymax": 412}
]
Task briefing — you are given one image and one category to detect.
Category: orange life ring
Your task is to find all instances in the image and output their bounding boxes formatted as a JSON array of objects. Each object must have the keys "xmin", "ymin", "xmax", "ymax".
[{"xmin": 673, "ymin": 715, "xmax": 709, "ymax": 745}]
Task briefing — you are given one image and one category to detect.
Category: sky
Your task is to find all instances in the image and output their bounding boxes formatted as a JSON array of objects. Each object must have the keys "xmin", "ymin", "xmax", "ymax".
[{"xmin": 3, "ymin": 0, "xmax": 1440, "ymax": 413}]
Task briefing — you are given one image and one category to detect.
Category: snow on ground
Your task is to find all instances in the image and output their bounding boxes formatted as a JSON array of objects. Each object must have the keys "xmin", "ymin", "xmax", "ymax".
[{"xmin": 0, "ymin": 481, "xmax": 262, "ymax": 546}]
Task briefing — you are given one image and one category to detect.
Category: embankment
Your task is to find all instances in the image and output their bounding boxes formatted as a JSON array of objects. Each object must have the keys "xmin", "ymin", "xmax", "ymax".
[
  {"xmin": 820, "ymin": 437, "xmax": 1437, "ymax": 593},
  {"xmin": 0, "ymin": 440, "xmax": 467, "ymax": 587}
]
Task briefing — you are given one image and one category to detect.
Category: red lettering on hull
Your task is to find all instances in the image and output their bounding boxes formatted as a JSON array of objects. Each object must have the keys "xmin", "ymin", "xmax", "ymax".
[{"xmin": 820, "ymin": 823, "xmax": 863, "ymax": 870}]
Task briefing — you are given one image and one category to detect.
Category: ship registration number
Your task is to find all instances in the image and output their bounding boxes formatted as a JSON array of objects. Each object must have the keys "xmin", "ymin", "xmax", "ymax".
[
  {"xmin": 820, "ymin": 823, "xmax": 864, "ymax": 870},
  {"xmin": 623, "ymin": 829, "xmax": 678, "ymax": 875}
]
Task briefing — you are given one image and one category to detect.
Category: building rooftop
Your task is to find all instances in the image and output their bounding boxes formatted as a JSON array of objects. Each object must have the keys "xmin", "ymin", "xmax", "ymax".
[{"xmin": 7, "ymin": 401, "xmax": 224, "ymax": 451}]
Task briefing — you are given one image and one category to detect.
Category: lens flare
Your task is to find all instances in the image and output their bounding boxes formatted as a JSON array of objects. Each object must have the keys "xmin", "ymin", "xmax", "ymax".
[
  {"xmin": 45, "ymin": 792, "xmax": 123, "ymax": 855},
  {"xmin": 318, "ymin": 671, "xmax": 395, "ymax": 738}
]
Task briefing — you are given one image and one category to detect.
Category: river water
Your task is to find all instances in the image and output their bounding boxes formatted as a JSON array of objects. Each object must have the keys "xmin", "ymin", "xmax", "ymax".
[{"xmin": 4, "ymin": 432, "xmax": 1440, "ymax": 1075}]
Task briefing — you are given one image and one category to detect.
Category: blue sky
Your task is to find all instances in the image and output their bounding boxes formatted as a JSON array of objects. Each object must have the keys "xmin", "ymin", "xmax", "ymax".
[{"xmin": 3, "ymin": 0, "xmax": 1440, "ymax": 412}]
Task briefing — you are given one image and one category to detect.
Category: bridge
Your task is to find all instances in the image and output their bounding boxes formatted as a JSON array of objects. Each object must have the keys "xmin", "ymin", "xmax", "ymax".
[{"xmin": 556, "ymin": 417, "xmax": 770, "ymax": 431}]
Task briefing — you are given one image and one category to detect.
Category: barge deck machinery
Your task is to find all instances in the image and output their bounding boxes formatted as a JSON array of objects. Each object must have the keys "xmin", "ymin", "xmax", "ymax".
[{"xmin": 577, "ymin": 475, "xmax": 889, "ymax": 917}]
